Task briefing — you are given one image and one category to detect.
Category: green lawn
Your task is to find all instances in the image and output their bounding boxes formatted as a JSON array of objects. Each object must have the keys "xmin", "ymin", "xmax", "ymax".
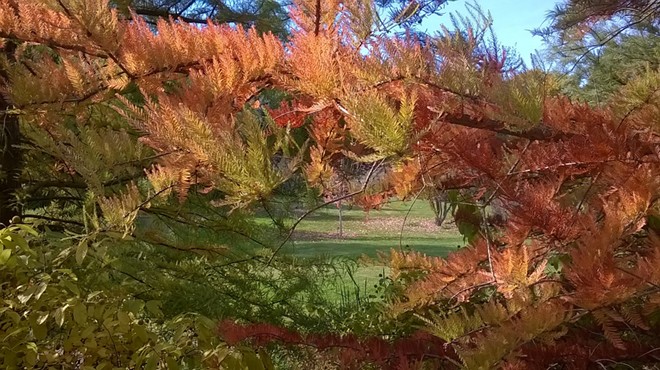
[
  {"xmin": 275, "ymin": 199, "xmax": 464, "ymax": 258},
  {"xmin": 284, "ymin": 236, "xmax": 462, "ymax": 259},
  {"xmin": 255, "ymin": 199, "xmax": 464, "ymax": 299}
]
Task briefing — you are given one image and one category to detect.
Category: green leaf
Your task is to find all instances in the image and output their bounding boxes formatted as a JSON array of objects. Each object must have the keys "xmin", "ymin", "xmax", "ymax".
[
  {"xmin": 457, "ymin": 221, "xmax": 479, "ymax": 243},
  {"xmin": 3, "ymin": 327, "xmax": 26, "ymax": 340},
  {"xmin": 54, "ymin": 307, "xmax": 66, "ymax": 327},
  {"xmin": 12, "ymin": 233, "xmax": 28, "ymax": 249},
  {"xmin": 145, "ymin": 354, "xmax": 158, "ymax": 370},
  {"xmin": 24, "ymin": 342, "xmax": 38, "ymax": 366},
  {"xmin": 34, "ymin": 283, "xmax": 48, "ymax": 301},
  {"xmin": 18, "ymin": 285, "xmax": 37, "ymax": 304},
  {"xmin": 259, "ymin": 349, "xmax": 275, "ymax": 370},
  {"xmin": 73, "ymin": 303, "xmax": 87, "ymax": 325},
  {"xmin": 242, "ymin": 351, "xmax": 265, "ymax": 370},
  {"xmin": 5, "ymin": 309, "xmax": 21, "ymax": 324},
  {"xmin": 124, "ymin": 299, "xmax": 144, "ymax": 314},
  {"xmin": 343, "ymin": 90, "xmax": 414, "ymax": 158},
  {"xmin": 87, "ymin": 291, "xmax": 101, "ymax": 300},
  {"xmin": 0, "ymin": 248, "xmax": 11, "ymax": 265},
  {"xmin": 81, "ymin": 324, "xmax": 96, "ymax": 339},
  {"xmin": 145, "ymin": 300, "xmax": 162, "ymax": 317},
  {"xmin": 1, "ymin": 233, "xmax": 26, "ymax": 249},
  {"xmin": 61, "ymin": 279, "xmax": 81, "ymax": 296},
  {"xmin": 207, "ymin": 347, "xmax": 230, "ymax": 363},
  {"xmin": 93, "ymin": 241, "xmax": 109, "ymax": 260},
  {"xmin": 36, "ymin": 311, "xmax": 49, "ymax": 325},
  {"xmin": 134, "ymin": 325, "xmax": 149, "ymax": 343},
  {"xmin": 10, "ymin": 224, "xmax": 39, "ymax": 236},
  {"xmin": 220, "ymin": 355, "xmax": 242, "ymax": 370},
  {"xmin": 76, "ymin": 241, "xmax": 89, "ymax": 265},
  {"xmin": 165, "ymin": 355, "xmax": 180, "ymax": 370},
  {"xmin": 117, "ymin": 310, "xmax": 131, "ymax": 327},
  {"xmin": 32, "ymin": 322, "xmax": 47, "ymax": 340},
  {"xmin": 84, "ymin": 338, "xmax": 97, "ymax": 349}
]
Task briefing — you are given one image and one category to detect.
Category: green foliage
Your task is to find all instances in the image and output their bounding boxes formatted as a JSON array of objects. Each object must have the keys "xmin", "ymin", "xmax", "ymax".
[
  {"xmin": 541, "ymin": 14, "xmax": 660, "ymax": 104},
  {"xmin": 210, "ymin": 110, "xmax": 304, "ymax": 209},
  {"xmin": 22, "ymin": 121, "xmax": 148, "ymax": 195},
  {"xmin": 112, "ymin": 0, "xmax": 290, "ymax": 38},
  {"xmin": 343, "ymin": 90, "xmax": 416, "ymax": 161},
  {"xmin": 0, "ymin": 225, "xmax": 274, "ymax": 369}
]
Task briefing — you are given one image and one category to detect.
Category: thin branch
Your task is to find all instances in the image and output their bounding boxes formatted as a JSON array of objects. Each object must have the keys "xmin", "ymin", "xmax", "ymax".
[
  {"xmin": 26, "ymin": 173, "xmax": 146, "ymax": 190},
  {"xmin": 615, "ymin": 266, "xmax": 660, "ymax": 291},
  {"xmin": 132, "ymin": 7, "xmax": 210, "ymax": 24},
  {"xmin": 24, "ymin": 196, "xmax": 82, "ymax": 203},
  {"xmin": 21, "ymin": 214, "xmax": 84, "ymax": 226},
  {"xmin": 448, "ymin": 280, "xmax": 494, "ymax": 302},
  {"xmin": 267, "ymin": 159, "xmax": 383, "ymax": 265},
  {"xmin": 480, "ymin": 204, "xmax": 497, "ymax": 283},
  {"xmin": 114, "ymin": 151, "xmax": 179, "ymax": 167},
  {"xmin": 439, "ymin": 111, "xmax": 573, "ymax": 141},
  {"xmin": 355, "ymin": 77, "xmax": 575, "ymax": 141},
  {"xmin": 140, "ymin": 207, "xmax": 273, "ymax": 250},
  {"xmin": 508, "ymin": 158, "xmax": 634, "ymax": 176},
  {"xmin": 594, "ymin": 359, "xmax": 636, "ymax": 370},
  {"xmin": 125, "ymin": 184, "xmax": 176, "ymax": 218},
  {"xmin": 637, "ymin": 347, "xmax": 660, "ymax": 359},
  {"xmin": 398, "ymin": 184, "xmax": 425, "ymax": 250},
  {"xmin": 574, "ymin": 168, "xmax": 602, "ymax": 215},
  {"xmin": 314, "ymin": 0, "xmax": 322, "ymax": 36},
  {"xmin": 483, "ymin": 139, "xmax": 531, "ymax": 206}
]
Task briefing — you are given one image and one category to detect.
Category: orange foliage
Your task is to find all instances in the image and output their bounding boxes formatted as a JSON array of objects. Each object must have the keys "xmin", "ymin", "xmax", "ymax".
[{"xmin": 1, "ymin": 0, "xmax": 659, "ymax": 368}]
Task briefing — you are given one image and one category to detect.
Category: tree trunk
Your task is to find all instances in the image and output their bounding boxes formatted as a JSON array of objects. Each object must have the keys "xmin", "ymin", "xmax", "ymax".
[
  {"xmin": 0, "ymin": 40, "xmax": 21, "ymax": 226},
  {"xmin": 0, "ymin": 109, "xmax": 20, "ymax": 226},
  {"xmin": 338, "ymin": 199, "xmax": 343, "ymax": 238},
  {"xmin": 430, "ymin": 194, "xmax": 451, "ymax": 226}
]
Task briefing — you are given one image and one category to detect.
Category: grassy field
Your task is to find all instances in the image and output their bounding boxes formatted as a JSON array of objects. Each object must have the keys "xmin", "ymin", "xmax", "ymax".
[
  {"xmin": 281, "ymin": 200, "xmax": 464, "ymax": 258},
  {"xmin": 255, "ymin": 200, "xmax": 464, "ymax": 300}
]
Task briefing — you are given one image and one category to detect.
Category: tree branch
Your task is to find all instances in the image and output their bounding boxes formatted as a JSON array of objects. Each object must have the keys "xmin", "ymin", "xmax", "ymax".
[
  {"xmin": 21, "ymin": 214, "xmax": 84, "ymax": 226},
  {"xmin": 132, "ymin": 7, "xmax": 210, "ymax": 24},
  {"xmin": 435, "ymin": 110, "xmax": 574, "ymax": 141},
  {"xmin": 267, "ymin": 159, "xmax": 383, "ymax": 265}
]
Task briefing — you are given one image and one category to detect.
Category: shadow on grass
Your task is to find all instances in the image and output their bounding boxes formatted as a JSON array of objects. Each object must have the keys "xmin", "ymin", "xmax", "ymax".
[{"xmin": 284, "ymin": 235, "xmax": 464, "ymax": 259}]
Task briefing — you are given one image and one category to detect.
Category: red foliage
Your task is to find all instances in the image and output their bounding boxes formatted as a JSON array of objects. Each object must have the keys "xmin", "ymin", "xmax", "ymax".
[
  {"xmin": 267, "ymin": 103, "xmax": 308, "ymax": 128},
  {"xmin": 353, "ymin": 192, "xmax": 389, "ymax": 217},
  {"xmin": 218, "ymin": 320, "xmax": 454, "ymax": 369},
  {"xmin": 516, "ymin": 335, "xmax": 660, "ymax": 369}
]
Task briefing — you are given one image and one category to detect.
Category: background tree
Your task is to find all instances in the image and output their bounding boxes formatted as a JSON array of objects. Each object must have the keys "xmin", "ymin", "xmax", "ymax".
[
  {"xmin": 116, "ymin": 0, "xmax": 290, "ymax": 36},
  {"xmin": 537, "ymin": 0, "xmax": 660, "ymax": 103}
]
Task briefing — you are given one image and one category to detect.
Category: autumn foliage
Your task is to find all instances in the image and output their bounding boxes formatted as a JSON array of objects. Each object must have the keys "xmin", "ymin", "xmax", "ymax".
[{"xmin": 1, "ymin": 0, "xmax": 659, "ymax": 369}]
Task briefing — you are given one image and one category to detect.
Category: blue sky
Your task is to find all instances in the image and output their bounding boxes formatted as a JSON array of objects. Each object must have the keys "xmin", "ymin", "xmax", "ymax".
[{"xmin": 423, "ymin": 1, "xmax": 563, "ymax": 64}]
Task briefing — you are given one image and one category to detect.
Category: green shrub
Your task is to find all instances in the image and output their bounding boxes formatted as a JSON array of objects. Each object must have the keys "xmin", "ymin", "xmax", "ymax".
[{"xmin": 0, "ymin": 225, "xmax": 272, "ymax": 369}]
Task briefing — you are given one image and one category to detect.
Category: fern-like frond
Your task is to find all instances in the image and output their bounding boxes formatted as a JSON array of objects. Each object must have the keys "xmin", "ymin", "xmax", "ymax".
[
  {"xmin": 97, "ymin": 183, "xmax": 143, "ymax": 236},
  {"xmin": 342, "ymin": 89, "xmax": 415, "ymax": 160}
]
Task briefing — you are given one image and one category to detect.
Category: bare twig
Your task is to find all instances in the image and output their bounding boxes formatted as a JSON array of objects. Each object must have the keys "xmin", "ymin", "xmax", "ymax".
[
  {"xmin": 480, "ymin": 205, "xmax": 497, "ymax": 283},
  {"xmin": 398, "ymin": 184, "xmax": 426, "ymax": 250},
  {"xmin": 124, "ymin": 184, "xmax": 176, "ymax": 218},
  {"xmin": 21, "ymin": 214, "xmax": 85, "ymax": 226},
  {"xmin": 267, "ymin": 159, "xmax": 383, "ymax": 265}
]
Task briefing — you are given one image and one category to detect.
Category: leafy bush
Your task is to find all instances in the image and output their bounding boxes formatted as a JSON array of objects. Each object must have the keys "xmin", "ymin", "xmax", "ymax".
[{"xmin": 0, "ymin": 225, "xmax": 272, "ymax": 369}]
